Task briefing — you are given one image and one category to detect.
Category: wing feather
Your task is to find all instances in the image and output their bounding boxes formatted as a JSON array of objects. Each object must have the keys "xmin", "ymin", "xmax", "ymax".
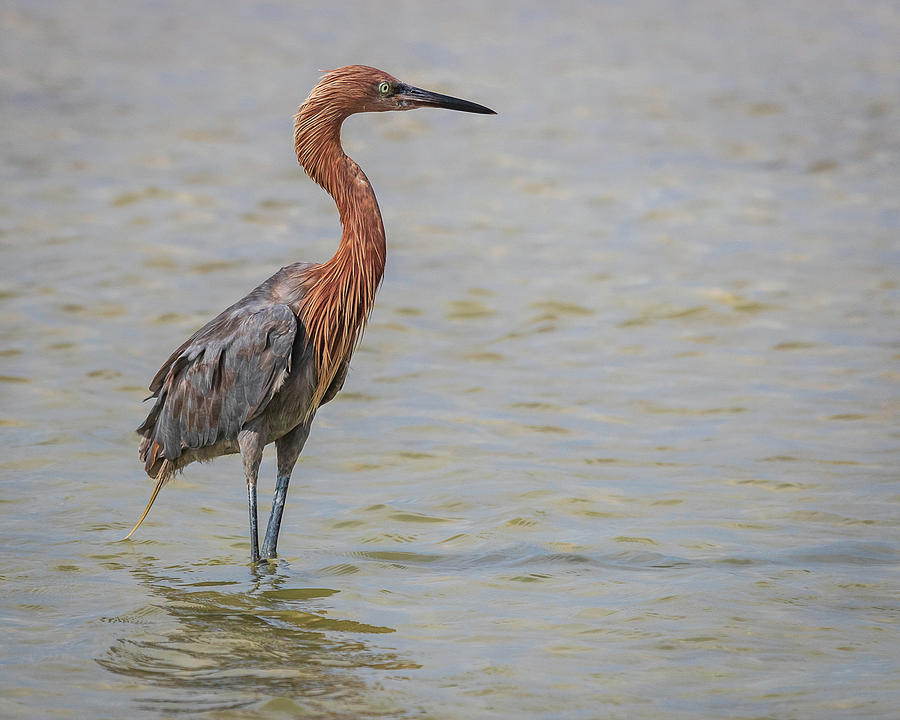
[{"xmin": 138, "ymin": 302, "xmax": 298, "ymax": 477}]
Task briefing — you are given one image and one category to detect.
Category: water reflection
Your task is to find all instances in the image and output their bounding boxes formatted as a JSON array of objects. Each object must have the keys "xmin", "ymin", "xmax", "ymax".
[{"xmin": 97, "ymin": 559, "xmax": 409, "ymax": 716}]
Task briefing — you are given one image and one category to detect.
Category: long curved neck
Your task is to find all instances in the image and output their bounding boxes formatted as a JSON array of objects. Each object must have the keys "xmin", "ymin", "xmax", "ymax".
[
  {"xmin": 293, "ymin": 97, "xmax": 387, "ymax": 410},
  {"xmin": 295, "ymin": 100, "xmax": 387, "ymax": 261}
]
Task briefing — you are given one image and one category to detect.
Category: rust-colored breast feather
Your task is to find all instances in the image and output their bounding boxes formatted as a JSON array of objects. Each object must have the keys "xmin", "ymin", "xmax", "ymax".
[{"xmin": 296, "ymin": 227, "xmax": 383, "ymax": 411}]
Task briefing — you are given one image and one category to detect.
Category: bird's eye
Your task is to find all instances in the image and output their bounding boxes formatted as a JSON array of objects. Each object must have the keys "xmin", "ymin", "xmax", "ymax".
[{"xmin": 378, "ymin": 81, "xmax": 392, "ymax": 96}]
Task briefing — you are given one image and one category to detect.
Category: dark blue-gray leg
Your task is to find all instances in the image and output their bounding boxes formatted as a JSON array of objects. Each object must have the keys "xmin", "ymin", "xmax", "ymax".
[
  {"xmin": 239, "ymin": 429, "xmax": 264, "ymax": 563},
  {"xmin": 248, "ymin": 482, "xmax": 260, "ymax": 563},
  {"xmin": 262, "ymin": 423, "xmax": 311, "ymax": 560},
  {"xmin": 262, "ymin": 474, "xmax": 290, "ymax": 559}
]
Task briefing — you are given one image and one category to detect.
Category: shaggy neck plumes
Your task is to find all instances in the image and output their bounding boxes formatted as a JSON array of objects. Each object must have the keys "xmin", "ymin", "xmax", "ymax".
[{"xmin": 292, "ymin": 80, "xmax": 387, "ymax": 412}]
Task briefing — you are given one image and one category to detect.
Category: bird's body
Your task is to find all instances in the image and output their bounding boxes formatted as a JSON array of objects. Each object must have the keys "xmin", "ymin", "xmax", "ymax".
[
  {"xmin": 127, "ymin": 66, "xmax": 494, "ymax": 561},
  {"xmin": 137, "ymin": 262, "xmax": 319, "ymax": 480}
]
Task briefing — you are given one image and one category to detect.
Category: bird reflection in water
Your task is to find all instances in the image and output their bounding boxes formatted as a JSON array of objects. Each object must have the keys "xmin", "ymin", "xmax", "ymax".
[{"xmin": 96, "ymin": 558, "xmax": 409, "ymax": 715}]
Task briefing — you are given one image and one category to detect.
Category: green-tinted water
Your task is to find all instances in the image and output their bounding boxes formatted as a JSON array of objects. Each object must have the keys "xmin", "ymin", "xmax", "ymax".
[{"xmin": 2, "ymin": 2, "xmax": 899, "ymax": 717}]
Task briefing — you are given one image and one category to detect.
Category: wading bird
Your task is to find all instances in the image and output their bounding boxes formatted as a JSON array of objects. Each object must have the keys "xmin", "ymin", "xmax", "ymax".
[{"xmin": 125, "ymin": 66, "xmax": 495, "ymax": 562}]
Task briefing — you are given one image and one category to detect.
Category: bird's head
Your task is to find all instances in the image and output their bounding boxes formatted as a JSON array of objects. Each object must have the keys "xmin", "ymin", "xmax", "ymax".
[{"xmin": 307, "ymin": 65, "xmax": 496, "ymax": 117}]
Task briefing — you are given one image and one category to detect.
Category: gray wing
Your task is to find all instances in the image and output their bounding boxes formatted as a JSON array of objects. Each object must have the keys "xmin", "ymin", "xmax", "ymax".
[{"xmin": 138, "ymin": 302, "xmax": 298, "ymax": 476}]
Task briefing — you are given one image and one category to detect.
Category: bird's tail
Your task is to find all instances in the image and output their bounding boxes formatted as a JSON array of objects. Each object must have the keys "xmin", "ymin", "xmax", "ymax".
[{"xmin": 123, "ymin": 477, "xmax": 165, "ymax": 540}]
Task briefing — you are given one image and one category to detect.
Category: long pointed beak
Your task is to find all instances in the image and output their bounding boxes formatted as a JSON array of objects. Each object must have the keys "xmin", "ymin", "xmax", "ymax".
[{"xmin": 396, "ymin": 84, "xmax": 496, "ymax": 114}]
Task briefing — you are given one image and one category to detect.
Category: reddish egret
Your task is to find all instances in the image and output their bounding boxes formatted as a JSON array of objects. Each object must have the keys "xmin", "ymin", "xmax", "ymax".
[{"xmin": 126, "ymin": 66, "xmax": 495, "ymax": 562}]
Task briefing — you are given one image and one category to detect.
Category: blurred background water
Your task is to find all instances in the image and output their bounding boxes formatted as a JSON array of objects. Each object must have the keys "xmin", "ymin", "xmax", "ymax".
[{"xmin": 1, "ymin": 1, "xmax": 899, "ymax": 718}]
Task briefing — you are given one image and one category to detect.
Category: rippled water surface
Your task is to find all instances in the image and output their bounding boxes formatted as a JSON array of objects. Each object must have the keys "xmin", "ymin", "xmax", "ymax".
[{"xmin": 2, "ymin": 1, "xmax": 900, "ymax": 718}]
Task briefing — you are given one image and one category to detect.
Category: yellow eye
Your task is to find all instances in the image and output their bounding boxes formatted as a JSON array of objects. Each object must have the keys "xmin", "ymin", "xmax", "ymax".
[{"xmin": 378, "ymin": 81, "xmax": 392, "ymax": 96}]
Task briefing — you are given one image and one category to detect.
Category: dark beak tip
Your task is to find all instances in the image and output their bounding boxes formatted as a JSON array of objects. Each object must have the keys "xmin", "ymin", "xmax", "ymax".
[
  {"xmin": 401, "ymin": 84, "xmax": 497, "ymax": 116},
  {"xmin": 456, "ymin": 102, "xmax": 497, "ymax": 116}
]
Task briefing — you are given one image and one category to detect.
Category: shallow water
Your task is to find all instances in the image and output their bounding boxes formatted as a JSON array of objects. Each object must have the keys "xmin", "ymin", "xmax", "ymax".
[{"xmin": 2, "ymin": 1, "xmax": 899, "ymax": 718}]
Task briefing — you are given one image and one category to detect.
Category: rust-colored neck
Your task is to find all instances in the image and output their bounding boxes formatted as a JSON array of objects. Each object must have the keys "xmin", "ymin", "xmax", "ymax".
[{"xmin": 293, "ymin": 94, "xmax": 386, "ymax": 410}]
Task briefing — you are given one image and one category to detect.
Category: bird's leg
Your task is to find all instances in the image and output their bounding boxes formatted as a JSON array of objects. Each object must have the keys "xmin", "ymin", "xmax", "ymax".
[
  {"xmin": 262, "ymin": 423, "xmax": 311, "ymax": 559},
  {"xmin": 261, "ymin": 475, "xmax": 289, "ymax": 560},
  {"xmin": 247, "ymin": 482, "xmax": 259, "ymax": 563},
  {"xmin": 239, "ymin": 429, "xmax": 264, "ymax": 563}
]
